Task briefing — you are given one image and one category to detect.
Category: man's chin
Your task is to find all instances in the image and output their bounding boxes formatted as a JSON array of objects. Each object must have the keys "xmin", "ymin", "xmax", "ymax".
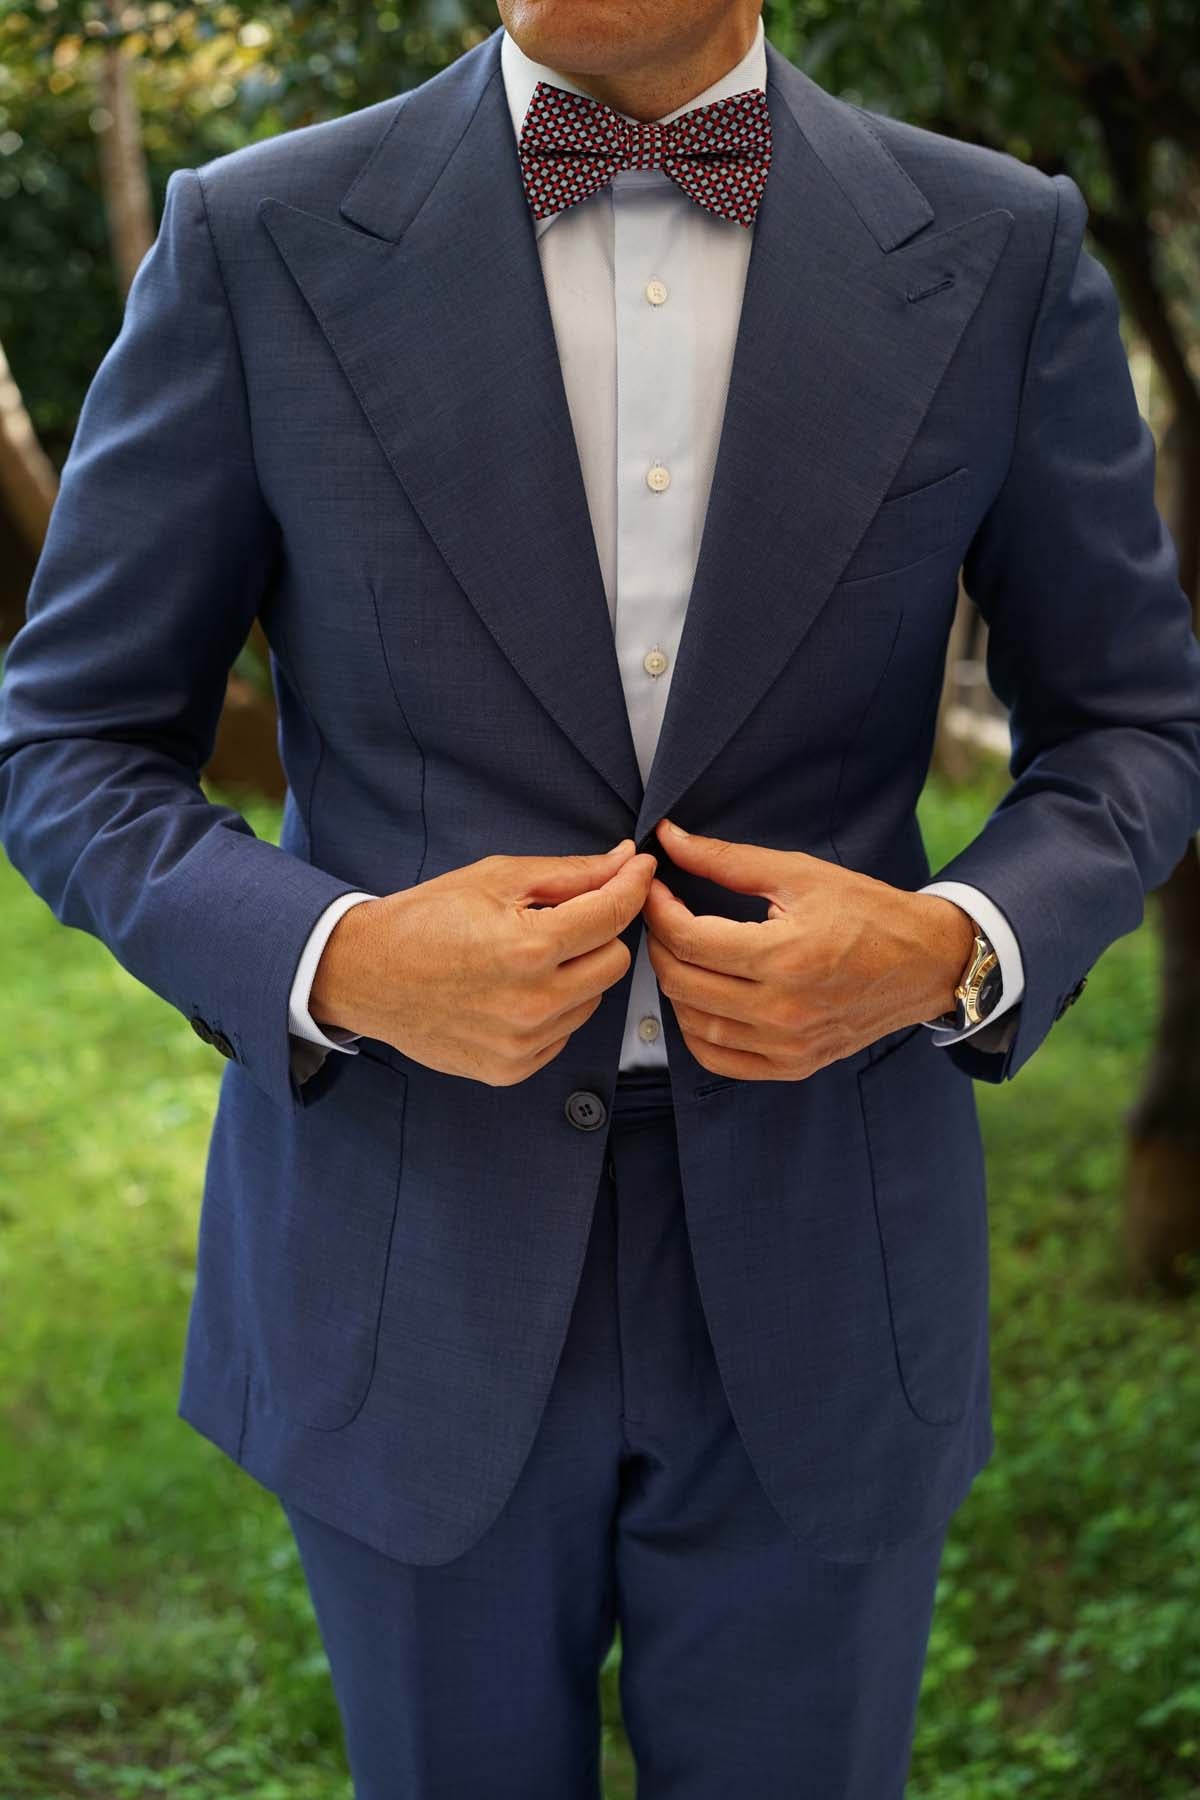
[{"xmin": 500, "ymin": 3, "xmax": 659, "ymax": 74}]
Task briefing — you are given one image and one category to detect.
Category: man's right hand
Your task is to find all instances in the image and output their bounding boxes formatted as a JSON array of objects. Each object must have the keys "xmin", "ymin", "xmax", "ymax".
[{"xmin": 309, "ymin": 839, "xmax": 656, "ymax": 1085}]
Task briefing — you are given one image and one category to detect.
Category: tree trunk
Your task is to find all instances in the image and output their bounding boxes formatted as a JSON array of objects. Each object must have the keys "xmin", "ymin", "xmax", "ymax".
[
  {"xmin": 931, "ymin": 579, "xmax": 974, "ymax": 783},
  {"xmin": 1122, "ymin": 412, "xmax": 1200, "ymax": 1293},
  {"xmin": 96, "ymin": 34, "xmax": 155, "ymax": 295},
  {"xmin": 204, "ymin": 670, "xmax": 286, "ymax": 802},
  {"xmin": 1124, "ymin": 841, "xmax": 1200, "ymax": 1292},
  {"xmin": 0, "ymin": 338, "xmax": 57, "ymax": 551},
  {"xmin": 0, "ymin": 337, "xmax": 56, "ymax": 641}
]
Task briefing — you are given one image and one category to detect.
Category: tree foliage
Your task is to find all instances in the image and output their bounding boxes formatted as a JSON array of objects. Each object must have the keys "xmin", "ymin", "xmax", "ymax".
[
  {"xmin": 773, "ymin": 0, "xmax": 1200, "ymax": 474},
  {"xmin": 0, "ymin": 0, "xmax": 496, "ymax": 458}
]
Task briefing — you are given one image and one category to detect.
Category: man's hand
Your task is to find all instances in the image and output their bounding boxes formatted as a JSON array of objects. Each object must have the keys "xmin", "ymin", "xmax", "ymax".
[
  {"xmin": 642, "ymin": 818, "xmax": 976, "ymax": 1082},
  {"xmin": 310, "ymin": 840, "xmax": 656, "ymax": 1085}
]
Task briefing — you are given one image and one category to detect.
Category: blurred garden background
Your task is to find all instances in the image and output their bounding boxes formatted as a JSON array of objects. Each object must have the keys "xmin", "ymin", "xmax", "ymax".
[{"xmin": 2, "ymin": 1, "xmax": 1200, "ymax": 1795}]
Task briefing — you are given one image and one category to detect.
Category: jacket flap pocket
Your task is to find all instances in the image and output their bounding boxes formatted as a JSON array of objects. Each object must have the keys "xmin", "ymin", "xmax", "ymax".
[{"xmin": 838, "ymin": 465, "xmax": 969, "ymax": 586}]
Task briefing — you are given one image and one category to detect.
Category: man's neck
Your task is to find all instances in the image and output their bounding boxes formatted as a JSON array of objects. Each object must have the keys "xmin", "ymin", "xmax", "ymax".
[{"xmin": 542, "ymin": 13, "xmax": 759, "ymax": 124}]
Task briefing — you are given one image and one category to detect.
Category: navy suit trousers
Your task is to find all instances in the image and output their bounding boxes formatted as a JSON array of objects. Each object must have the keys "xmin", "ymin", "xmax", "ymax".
[{"xmin": 281, "ymin": 1073, "xmax": 950, "ymax": 1798}]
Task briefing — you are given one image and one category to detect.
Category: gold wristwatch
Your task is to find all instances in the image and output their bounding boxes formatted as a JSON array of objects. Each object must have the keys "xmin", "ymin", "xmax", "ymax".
[{"xmin": 935, "ymin": 921, "xmax": 1002, "ymax": 1031}]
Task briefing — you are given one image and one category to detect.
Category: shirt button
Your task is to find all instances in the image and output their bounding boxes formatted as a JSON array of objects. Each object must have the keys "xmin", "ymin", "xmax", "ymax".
[
  {"xmin": 645, "ymin": 277, "xmax": 668, "ymax": 305},
  {"xmin": 637, "ymin": 1015, "xmax": 661, "ymax": 1042},
  {"xmin": 565, "ymin": 1089, "xmax": 608, "ymax": 1131},
  {"xmin": 643, "ymin": 647, "xmax": 669, "ymax": 677},
  {"xmin": 646, "ymin": 463, "xmax": 671, "ymax": 492}
]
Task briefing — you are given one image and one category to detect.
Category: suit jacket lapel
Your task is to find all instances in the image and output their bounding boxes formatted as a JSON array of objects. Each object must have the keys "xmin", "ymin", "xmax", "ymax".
[
  {"xmin": 259, "ymin": 27, "xmax": 645, "ymax": 818},
  {"xmin": 258, "ymin": 26, "xmax": 1014, "ymax": 842},
  {"xmin": 636, "ymin": 41, "xmax": 1014, "ymax": 841}
]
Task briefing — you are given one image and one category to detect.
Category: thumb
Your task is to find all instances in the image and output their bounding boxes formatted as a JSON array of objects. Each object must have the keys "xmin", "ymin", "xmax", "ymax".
[{"xmin": 655, "ymin": 819, "xmax": 788, "ymax": 900}]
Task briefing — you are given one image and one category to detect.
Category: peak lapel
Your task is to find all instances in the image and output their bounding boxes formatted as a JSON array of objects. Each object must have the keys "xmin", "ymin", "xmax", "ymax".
[
  {"xmin": 633, "ymin": 41, "xmax": 1015, "ymax": 843},
  {"xmin": 258, "ymin": 26, "xmax": 645, "ymax": 819}
]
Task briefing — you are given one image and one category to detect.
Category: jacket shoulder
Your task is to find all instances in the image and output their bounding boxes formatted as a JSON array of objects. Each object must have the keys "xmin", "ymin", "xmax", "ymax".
[
  {"xmin": 187, "ymin": 31, "xmax": 499, "ymax": 224},
  {"xmin": 189, "ymin": 89, "xmax": 409, "ymax": 220},
  {"xmin": 848, "ymin": 102, "xmax": 1060, "ymax": 234}
]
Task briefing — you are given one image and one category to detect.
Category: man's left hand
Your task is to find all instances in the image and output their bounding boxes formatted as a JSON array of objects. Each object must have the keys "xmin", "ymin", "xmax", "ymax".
[{"xmin": 641, "ymin": 818, "xmax": 977, "ymax": 1082}]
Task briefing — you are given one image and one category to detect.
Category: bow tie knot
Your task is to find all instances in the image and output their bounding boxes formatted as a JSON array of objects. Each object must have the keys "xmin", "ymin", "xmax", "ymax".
[
  {"xmin": 518, "ymin": 80, "xmax": 772, "ymax": 229},
  {"xmin": 624, "ymin": 118, "xmax": 671, "ymax": 169}
]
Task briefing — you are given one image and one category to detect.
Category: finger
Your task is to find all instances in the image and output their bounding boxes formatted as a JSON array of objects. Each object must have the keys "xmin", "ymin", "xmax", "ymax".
[
  {"xmin": 551, "ymin": 936, "xmax": 634, "ymax": 1002},
  {"xmin": 655, "ymin": 819, "xmax": 790, "ymax": 900},
  {"xmin": 542, "ymin": 852, "xmax": 657, "ymax": 962},
  {"xmin": 520, "ymin": 1031, "xmax": 575, "ymax": 1080},
  {"xmin": 675, "ymin": 1028, "xmax": 779, "ymax": 1081},
  {"xmin": 524, "ymin": 992, "xmax": 603, "ymax": 1052},
  {"xmin": 513, "ymin": 840, "xmax": 638, "ymax": 905},
  {"xmin": 671, "ymin": 995, "xmax": 796, "ymax": 1053},
  {"xmin": 642, "ymin": 875, "xmax": 767, "ymax": 978},
  {"xmin": 647, "ymin": 932, "xmax": 764, "ymax": 1023}
]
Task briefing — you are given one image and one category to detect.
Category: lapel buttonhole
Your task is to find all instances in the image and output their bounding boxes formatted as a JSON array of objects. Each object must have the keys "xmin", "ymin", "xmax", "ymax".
[{"xmin": 907, "ymin": 273, "xmax": 956, "ymax": 304}]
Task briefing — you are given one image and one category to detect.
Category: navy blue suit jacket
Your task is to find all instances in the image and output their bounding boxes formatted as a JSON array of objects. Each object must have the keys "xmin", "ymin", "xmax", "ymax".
[{"xmin": 3, "ymin": 26, "xmax": 1199, "ymax": 1565}]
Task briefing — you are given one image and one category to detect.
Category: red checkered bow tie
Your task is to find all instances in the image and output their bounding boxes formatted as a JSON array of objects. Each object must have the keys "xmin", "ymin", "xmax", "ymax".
[{"xmin": 517, "ymin": 80, "xmax": 772, "ymax": 229}]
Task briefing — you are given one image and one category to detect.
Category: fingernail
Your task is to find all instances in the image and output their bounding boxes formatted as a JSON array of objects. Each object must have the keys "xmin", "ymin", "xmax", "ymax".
[
  {"xmin": 664, "ymin": 819, "xmax": 687, "ymax": 837},
  {"xmin": 608, "ymin": 837, "xmax": 631, "ymax": 852}
]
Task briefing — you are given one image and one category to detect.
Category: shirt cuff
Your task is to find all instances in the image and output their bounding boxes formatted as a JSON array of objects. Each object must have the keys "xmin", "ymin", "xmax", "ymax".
[
  {"xmin": 916, "ymin": 880, "xmax": 1025, "ymax": 1050},
  {"xmin": 287, "ymin": 890, "xmax": 377, "ymax": 1053}
]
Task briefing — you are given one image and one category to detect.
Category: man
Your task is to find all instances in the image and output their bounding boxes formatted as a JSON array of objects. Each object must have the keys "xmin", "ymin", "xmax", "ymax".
[{"xmin": 2, "ymin": 0, "xmax": 1198, "ymax": 1792}]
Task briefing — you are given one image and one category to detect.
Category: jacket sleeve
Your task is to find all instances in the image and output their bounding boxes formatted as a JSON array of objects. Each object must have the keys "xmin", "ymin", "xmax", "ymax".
[
  {"xmin": 925, "ymin": 170, "xmax": 1200, "ymax": 1084},
  {"xmin": 0, "ymin": 166, "xmax": 364, "ymax": 1114}
]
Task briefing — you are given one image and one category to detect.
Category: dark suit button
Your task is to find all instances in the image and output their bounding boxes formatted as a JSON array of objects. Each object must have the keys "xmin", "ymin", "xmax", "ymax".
[
  {"xmin": 1055, "ymin": 977, "xmax": 1088, "ymax": 1019},
  {"xmin": 210, "ymin": 1030, "xmax": 236, "ymax": 1059},
  {"xmin": 565, "ymin": 1089, "xmax": 607, "ymax": 1131},
  {"xmin": 189, "ymin": 1014, "xmax": 215, "ymax": 1045}
]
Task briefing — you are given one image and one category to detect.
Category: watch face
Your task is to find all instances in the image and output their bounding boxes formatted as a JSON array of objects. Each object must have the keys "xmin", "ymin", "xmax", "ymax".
[{"xmin": 974, "ymin": 959, "xmax": 1004, "ymax": 1020}]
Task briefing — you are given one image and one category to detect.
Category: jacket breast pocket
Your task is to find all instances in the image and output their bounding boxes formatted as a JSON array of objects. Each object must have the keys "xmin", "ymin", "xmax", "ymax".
[
  {"xmin": 856, "ymin": 1022, "xmax": 988, "ymax": 1427},
  {"xmin": 255, "ymin": 1045, "xmax": 408, "ymax": 1432},
  {"xmin": 837, "ymin": 465, "xmax": 969, "ymax": 587}
]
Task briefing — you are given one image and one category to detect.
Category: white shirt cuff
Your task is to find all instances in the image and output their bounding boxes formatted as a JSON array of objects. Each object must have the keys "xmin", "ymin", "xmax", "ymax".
[
  {"xmin": 916, "ymin": 880, "xmax": 1025, "ymax": 1051},
  {"xmin": 288, "ymin": 891, "xmax": 377, "ymax": 1053}
]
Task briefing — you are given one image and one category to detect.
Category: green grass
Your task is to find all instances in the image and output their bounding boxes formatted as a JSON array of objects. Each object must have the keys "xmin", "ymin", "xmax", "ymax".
[{"xmin": 1, "ymin": 766, "xmax": 1199, "ymax": 1797}]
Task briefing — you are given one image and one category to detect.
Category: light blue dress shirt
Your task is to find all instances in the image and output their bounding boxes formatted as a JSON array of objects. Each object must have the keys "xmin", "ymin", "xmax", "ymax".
[{"xmin": 287, "ymin": 14, "xmax": 1024, "ymax": 1078}]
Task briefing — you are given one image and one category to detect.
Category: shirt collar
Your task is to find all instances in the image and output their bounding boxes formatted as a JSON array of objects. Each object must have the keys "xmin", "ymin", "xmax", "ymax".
[{"xmin": 500, "ymin": 13, "xmax": 767, "ymax": 238}]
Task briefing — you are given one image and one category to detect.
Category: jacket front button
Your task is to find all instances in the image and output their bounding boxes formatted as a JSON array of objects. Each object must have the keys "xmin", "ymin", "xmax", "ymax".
[{"xmin": 565, "ymin": 1089, "xmax": 607, "ymax": 1131}]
